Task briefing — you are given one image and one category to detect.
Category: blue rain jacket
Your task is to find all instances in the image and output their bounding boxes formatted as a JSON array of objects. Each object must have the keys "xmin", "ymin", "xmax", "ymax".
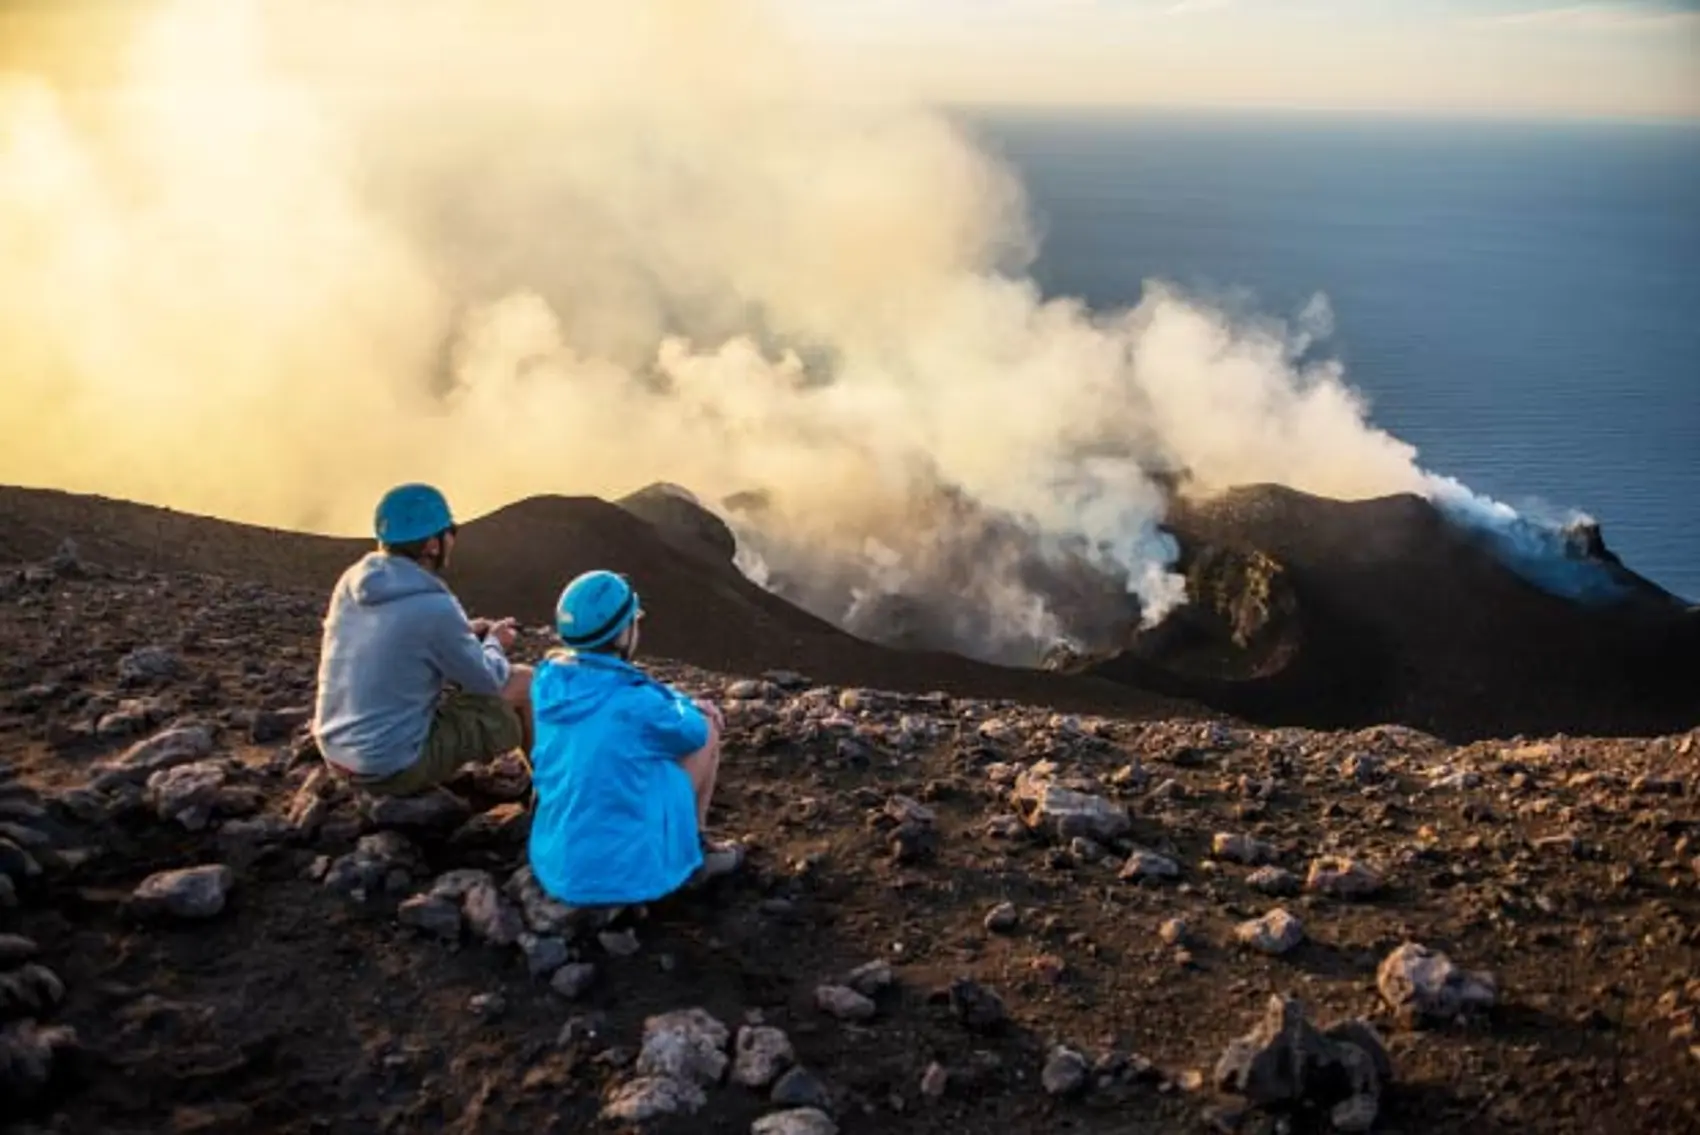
[{"xmin": 527, "ymin": 652, "xmax": 710, "ymax": 905}]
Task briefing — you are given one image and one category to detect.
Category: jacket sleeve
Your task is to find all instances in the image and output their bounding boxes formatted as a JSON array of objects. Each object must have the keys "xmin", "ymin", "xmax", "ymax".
[
  {"xmin": 636, "ymin": 684, "xmax": 711, "ymax": 759},
  {"xmin": 424, "ymin": 597, "xmax": 511, "ymax": 696}
]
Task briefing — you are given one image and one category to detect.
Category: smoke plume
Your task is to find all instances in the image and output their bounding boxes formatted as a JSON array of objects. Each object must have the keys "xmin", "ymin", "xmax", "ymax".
[{"xmin": 0, "ymin": 0, "xmax": 1571, "ymax": 663}]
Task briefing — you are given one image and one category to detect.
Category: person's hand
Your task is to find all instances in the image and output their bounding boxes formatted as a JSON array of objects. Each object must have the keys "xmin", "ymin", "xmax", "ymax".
[
  {"xmin": 695, "ymin": 698, "xmax": 724, "ymax": 732},
  {"xmin": 469, "ymin": 617, "xmax": 493, "ymax": 637},
  {"xmin": 488, "ymin": 618, "xmax": 519, "ymax": 650}
]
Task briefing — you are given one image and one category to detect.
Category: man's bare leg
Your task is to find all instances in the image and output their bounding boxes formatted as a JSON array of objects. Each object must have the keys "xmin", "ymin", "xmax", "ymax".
[
  {"xmin": 679, "ymin": 741, "xmax": 721, "ymax": 831},
  {"xmin": 501, "ymin": 663, "xmax": 535, "ymax": 754}
]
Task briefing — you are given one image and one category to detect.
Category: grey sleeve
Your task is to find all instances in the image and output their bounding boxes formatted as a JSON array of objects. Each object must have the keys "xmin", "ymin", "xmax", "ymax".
[{"xmin": 424, "ymin": 598, "xmax": 511, "ymax": 696}]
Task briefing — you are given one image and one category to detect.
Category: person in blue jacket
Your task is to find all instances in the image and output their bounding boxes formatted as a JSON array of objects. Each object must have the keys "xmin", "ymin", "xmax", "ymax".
[
  {"xmin": 312, "ymin": 483, "xmax": 533, "ymax": 795},
  {"xmin": 528, "ymin": 569, "xmax": 742, "ymax": 906}
]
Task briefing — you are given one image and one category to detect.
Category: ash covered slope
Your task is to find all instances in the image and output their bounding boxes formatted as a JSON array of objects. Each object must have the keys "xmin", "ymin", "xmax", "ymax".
[
  {"xmin": 0, "ymin": 485, "xmax": 1189, "ymax": 719},
  {"xmin": 1086, "ymin": 485, "xmax": 1700, "ymax": 741}
]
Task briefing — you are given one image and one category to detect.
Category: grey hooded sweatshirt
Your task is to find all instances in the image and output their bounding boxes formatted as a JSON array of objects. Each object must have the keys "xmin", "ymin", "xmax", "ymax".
[{"xmin": 311, "ymin": 552, "xmax": 511, "ymax": 779}]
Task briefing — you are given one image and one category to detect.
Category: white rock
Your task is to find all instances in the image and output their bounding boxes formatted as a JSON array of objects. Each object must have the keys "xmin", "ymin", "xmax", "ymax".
[
  {"xmin": 131, "ymin": 865, "xmax": 233, "ymax": 919},
  {"xmin": 1377, "ymin": 943, "xmax": 1497, "ymax": 1024},
  {"xmin": 732, "ymin": 1025, "xmax": 795, "ymax": 1088},
  {"xmin": 635, "ymin": 1008, "xmax": 731, "ymax": 1086},
  {"xmin": 1235, "ymin": 909, "xmax": 1305, "ymax": 955},
  {"xmin": 751, "ymin": 1108, "xmax": 838, "ymax": 1135}
]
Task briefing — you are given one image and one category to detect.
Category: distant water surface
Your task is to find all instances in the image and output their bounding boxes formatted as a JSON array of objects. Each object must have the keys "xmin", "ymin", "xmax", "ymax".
[{"xmin": 973, "ymin": 110, "xmax": 1700, "ymax": 601}]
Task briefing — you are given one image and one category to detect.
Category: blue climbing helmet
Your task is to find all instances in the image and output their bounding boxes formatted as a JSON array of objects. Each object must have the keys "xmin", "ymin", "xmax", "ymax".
[
  {"xmin": 556, "ymin": 570, "xmax": 642, "ymax": 649},
  {"xmin": 374, "ymin": 483, "xmax": 456, "ymax": 546}
]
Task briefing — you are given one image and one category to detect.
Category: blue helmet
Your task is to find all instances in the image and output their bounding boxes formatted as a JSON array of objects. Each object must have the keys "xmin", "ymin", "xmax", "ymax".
[
  {"xmin": 374, "ymin": 483, "xmax": 455, "ymax": 546},
  {"xmin": 556, "ymin": 570, "xmax": 642, "ymax": 649}
]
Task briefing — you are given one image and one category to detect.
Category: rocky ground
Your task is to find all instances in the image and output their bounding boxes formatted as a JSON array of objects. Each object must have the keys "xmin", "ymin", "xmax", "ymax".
[{"xmin": 2, "ymin": 544, "xmax": 1698, "ymax": 1134}]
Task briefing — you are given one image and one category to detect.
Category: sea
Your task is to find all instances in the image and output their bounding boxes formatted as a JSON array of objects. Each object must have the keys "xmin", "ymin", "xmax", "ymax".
[{"xmin": 972, "ymin": 109, "xmax": 1700, "ymax": 602}]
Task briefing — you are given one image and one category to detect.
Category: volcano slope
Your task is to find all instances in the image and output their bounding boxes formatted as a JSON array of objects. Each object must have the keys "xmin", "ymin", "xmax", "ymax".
[
  {"xmin": 1, "ymin": 492, "xmax": 1698, "ymax": 1135},
  {"xmin": 1083, "ymin": 485, "xmax": 1700, "ymax": 742},
  {"xmin": 0, "ymin": 486, "xmax": 1191, "ymax": 722}
]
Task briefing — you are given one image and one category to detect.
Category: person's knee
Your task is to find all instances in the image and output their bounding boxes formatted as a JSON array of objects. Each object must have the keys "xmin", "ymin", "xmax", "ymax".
[{"xmin": 502, "ymin": 664, "xmax": 534, "ymax": 704}]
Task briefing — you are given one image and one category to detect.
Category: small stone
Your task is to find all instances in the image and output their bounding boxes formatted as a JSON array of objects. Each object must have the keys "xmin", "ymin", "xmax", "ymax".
[
  {"xmin": 885, "ymin": 795, "xmax": 935, "ymax": 825},
  {"xmin": 468, "ymin": 992, "xmax": 506, "ymax": 1017},
  {"xmin": 450, "ymin": 802, "xmax": 530, "ymax": 848},
  {"xmin": 635, "ymin": 1007, "xmax": 731, "ymax": 1086},
  {"xmin": 1012, "ymin": 766, "xmax": 1131, "ymax": 843},
  {"xmin": 845, "ymin": 959, "xmax": 893, "ymax": 996},
  {"xmin": 131, "ymin": 865, "xmax": 234, "ymax": 920},
  {"xmin": 0, "ymin": 934, "xmax": 38, "ymax": 968},
  {"xmin": 1376, "ymin": 943, "xmax": 1497, "ymax": 1026},
  {"xmin": 521, "ymin": 933, "xmax": 570, "ymax": 976},
  {"xmin": 463, "ymin": 881, "xmax": 525, "ymax": 945},
  {"xmin": 920, "ymin": 1061, "xmax": 949, "ymax": 1098},
  {"xmin": 397, "ymin": 894, "xmax": 463, "ymax": 939},
  {"xmin": 1305, "ymin": 856, "xmax": 1383, "ymax": 900},
  {"xmin": 100, "ymin": 726, "xmax": 216, "ymax": 783},
  {"xmin": 0, "ymin": 964, "xmax": 65, "ymax": 1017},
  {"xmin": 1214, "ymin": 995, "xmax": 1385, "ymax": 1129},
  {"xmin": 751, "ymin": 1107, "xmax": 838, "ymax": 1135},
  {"xmin": 948, "ymin": 978, "xmax": 1008, "ymax": 1032},
  {"xmin": 984, "ymin": 902, "xmax": 1019, "ymax": 933},
  {"xmin": 983, "ymin": 814, "xmax": 1025, "ymax": 839},
  {"xmin": 770, "ymin": 1066, "xmax": 832, "ymax": 1109},
  {"xmin": 815, "ymin": 984, "xmax": 876, "ymax": 1021},
  {"xmin": 359, "ymin": 788, "xmax": 471, "ymax": 834},
  {"xmin": 551, "ymin": 962, "xmax": 598, "ymax": 1000},
  {"xmin": 733, "ymin": 1025, "xmax": 796, "ymax": 1088},
  {"xmin": 1041, "ymin": 1045, "xmax": 1089, "ymax": 1096},
  {"xmin": 602, "ymin": 1075, "xmax": 707, "ymax": 1122},
  {"xmin": 1235, "ymin": 908, "xmax": 1304, "ymax": 955},
  {"xmin": 118, "ymin": 646, "xmax": 184, "ymax": 685},
  {"xmin": 1159, "ymin": 918, "xmax": 1189, "ymax": 946},
  {"xmin": 1119, "ymin": 848, "xmax": 1180, "ymax": 882},
  {"xmin": 598, "ymin": 928, "xmax": 641, "ymax": 957},
  {"xmin": 1212, "ymin": 832, "xmax": 1277, "ymax": 865},
  {"xmin": 1246, "ymin": 865, "xmax": 1301, "ymax": 896}
]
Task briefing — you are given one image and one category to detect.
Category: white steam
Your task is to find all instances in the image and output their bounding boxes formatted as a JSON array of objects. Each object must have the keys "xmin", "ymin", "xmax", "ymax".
[{"xmin": 0, "ymin": 0, "xmax": 1542, "ymax": 663}]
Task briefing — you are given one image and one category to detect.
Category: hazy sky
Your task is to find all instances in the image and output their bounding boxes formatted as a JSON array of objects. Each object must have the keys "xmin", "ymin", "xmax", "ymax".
[
  {"xmin": 0, "ymin": 0, "xmax": 1695, "ymax": 120},
  {"xmin": 787, "ymin": 0, "xmax": 1700, "ymax": 120}
]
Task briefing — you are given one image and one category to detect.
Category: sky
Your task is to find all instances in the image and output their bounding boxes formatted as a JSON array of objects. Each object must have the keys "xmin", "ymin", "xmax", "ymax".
[
  {"xmin": 786, "ymin": 0, "xmax": 1700, "ymax": 120},
  {"xmin": 0, "ymin": 0, "xmax": 1695, "ymax": 120}
]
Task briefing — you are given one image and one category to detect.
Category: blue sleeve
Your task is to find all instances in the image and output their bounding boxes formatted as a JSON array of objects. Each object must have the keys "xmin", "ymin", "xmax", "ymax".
[
  {"xmin": 424, "ymin": 597, "xmax": 510, "ymax": 696},
  {"xmin": 636, "ymin": 685, "xmax": 710, "ymax": 759}
]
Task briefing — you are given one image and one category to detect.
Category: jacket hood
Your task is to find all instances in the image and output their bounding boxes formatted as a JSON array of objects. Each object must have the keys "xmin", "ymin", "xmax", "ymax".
[
  {"xmin": 346, "ymin": 552, "xmax": 451, "ymax": 607},
  {"xmin": 533, "ymin": 652, "xmax": 644, "ymax": 726}
]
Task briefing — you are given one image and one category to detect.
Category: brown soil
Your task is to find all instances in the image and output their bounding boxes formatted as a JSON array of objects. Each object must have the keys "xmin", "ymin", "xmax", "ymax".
[{"xmin": 1, "ymin": 489, "xmax": 1697, "ymax": 1135}]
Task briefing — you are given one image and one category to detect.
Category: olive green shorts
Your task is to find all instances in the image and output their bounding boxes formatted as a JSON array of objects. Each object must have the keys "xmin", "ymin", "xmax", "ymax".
[{"xmin": 361, "ymin": 691, "xmax": 525, "ymax": 797}]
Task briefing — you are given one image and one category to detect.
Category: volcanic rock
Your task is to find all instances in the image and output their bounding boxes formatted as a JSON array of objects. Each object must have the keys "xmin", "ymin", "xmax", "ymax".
[
  {"xmin": 1041, "ymin": 1046, "xmax": 1090, "ymax": 1097},
  {"xmin": 814, "ymin": 985, "xmax": 875, "ymax": 1022},
  {"xmin": 1011, "ymin": 763, "xmax": 1131, "ymax": 843},
  {"xmin": 733, "ymin": 1026, "xmax": 795, "ymax": 1088},
  {"xmin": 1305, "ymin": 856, "xmax": 1384, "ymax": 900},
  {"xmin": 130, "ymin": 865, "xmax": 234, "ymax": 920},
  {"xmin": 752, "ymin": 1108, "xmax": 839, "ymax": 1135},
  {"xmin": 1236, "ymin": 909, "xmax": 1304, "ymax": 955},
  {"xmin": 634, "ymin": 1007, "xmax": 731, "ymax": 1085},
  {"xmin": 1377, "ymin": 943, "xmax": 1498, "ymax": 1027},
  {"xmin": 1214, "ymin": 995, "xmax": 1389, "ymax": 1132}
]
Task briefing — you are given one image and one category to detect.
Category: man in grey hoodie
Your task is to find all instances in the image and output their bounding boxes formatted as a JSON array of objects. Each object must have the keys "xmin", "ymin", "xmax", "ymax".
[{"xmin": 311, "ymin": 483, "xmax": 533, "ymax": 796}]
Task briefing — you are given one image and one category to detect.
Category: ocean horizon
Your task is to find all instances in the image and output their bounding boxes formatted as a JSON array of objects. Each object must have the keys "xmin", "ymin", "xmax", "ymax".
[{"xmin": 970, "ymin": 108, "xmax": 1700, "ymax": 602}]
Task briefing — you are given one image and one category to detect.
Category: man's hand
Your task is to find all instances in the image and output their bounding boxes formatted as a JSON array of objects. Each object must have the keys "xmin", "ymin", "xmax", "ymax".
[
  {"xmin": 695, "ymin": 698, "xmax": 724, "ymax": 732},
  {"xmin": 472, "ymin": 617, "xmax": 518, "ymax": 649}
]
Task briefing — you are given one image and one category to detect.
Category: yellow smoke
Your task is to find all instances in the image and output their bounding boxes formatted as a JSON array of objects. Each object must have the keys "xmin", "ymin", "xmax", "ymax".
[{"xmin": 0, "ymin": 0, "xmax": 1430, "ymax": 651}]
